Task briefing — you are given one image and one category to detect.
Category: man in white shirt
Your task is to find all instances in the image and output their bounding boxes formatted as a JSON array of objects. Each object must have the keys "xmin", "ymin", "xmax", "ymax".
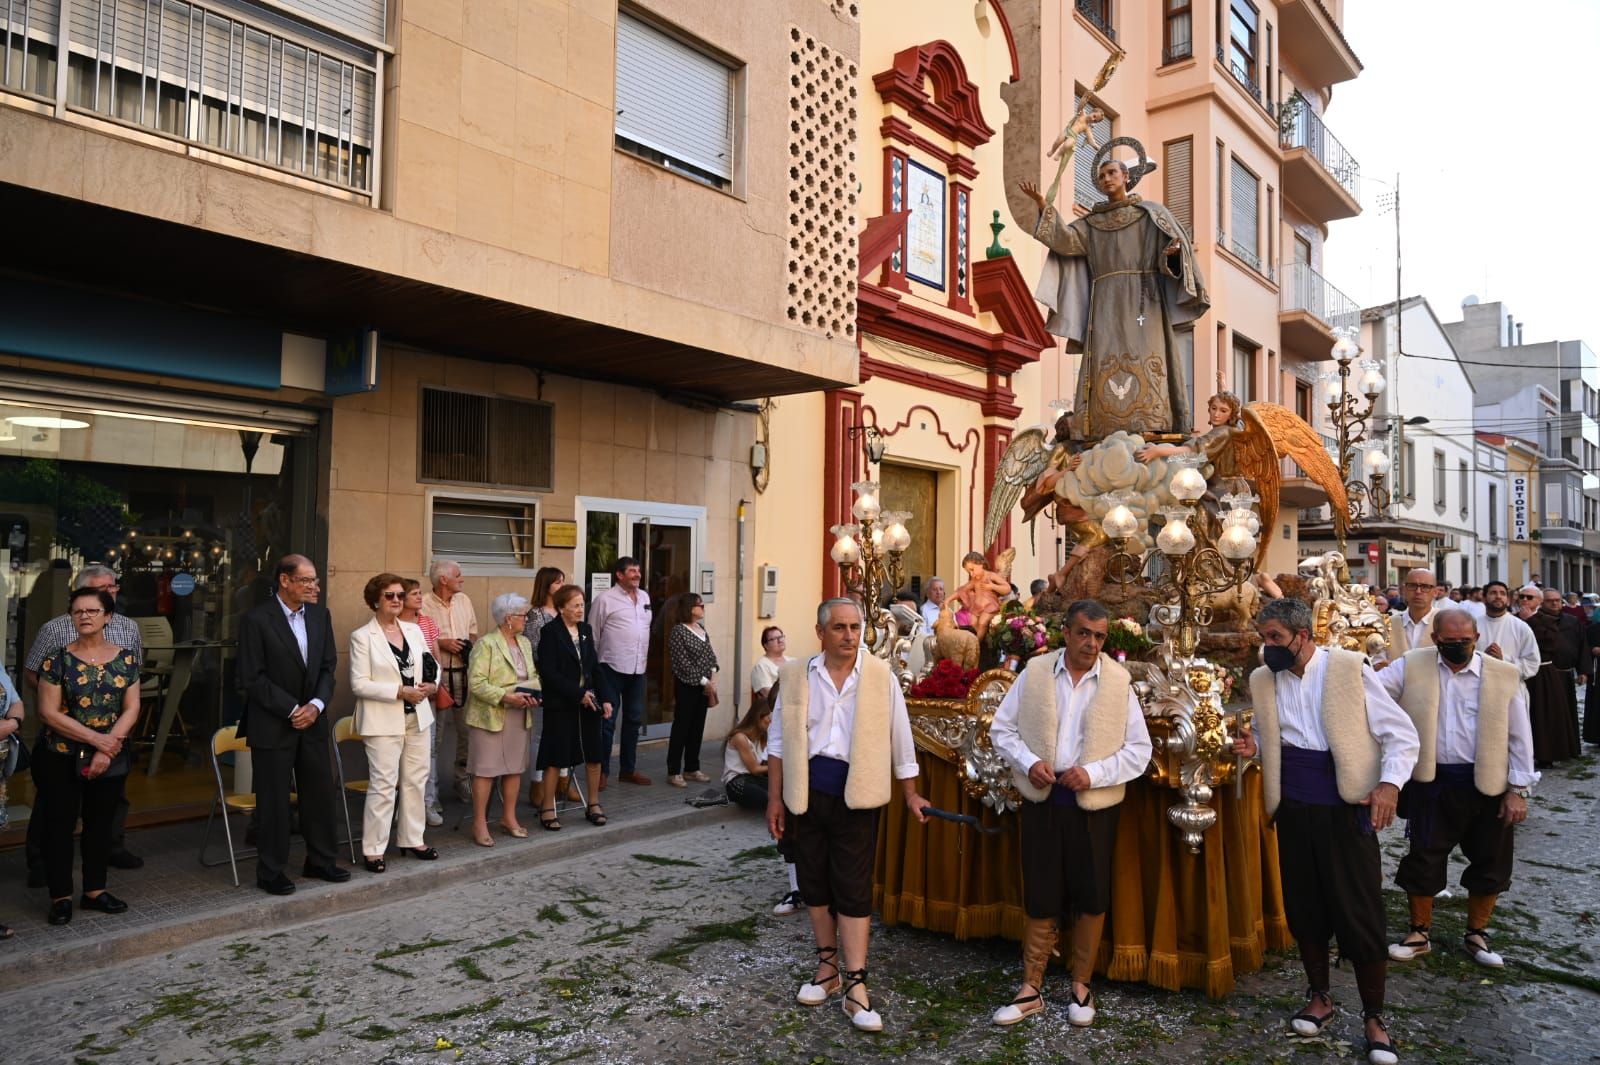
[
  {"xmin": 1378, "ymin": 568, "xmax": 1439, "ymax": 666},
  {"xmin": 919, "ymin": 577, "xmax": 945, "ymax": 629},
  {"xmin": 588, "ymin": 556, "xmax": 654, "ymax": 787},
  {"xmin": 1478, "ymin": 582, "xmax": 1540, "ymax": 693},
  {"xmin": 1237, "ymin": 597, "xmax": 1418, "ymax": 1065},
  {"xmin": 1376, "ymin": 610, "xmax": 1536, "ymax": 970},
  {"xmin": 420, "ymin": 559, "xmax": 479, "ymax": 808},
  {"xmin": 767, "ymin": 598, "xmax": 930, "ymax": 1034},
  {"xmin": 987, "ymin": 599, "xmax": 1151, "ymax": 1029}
]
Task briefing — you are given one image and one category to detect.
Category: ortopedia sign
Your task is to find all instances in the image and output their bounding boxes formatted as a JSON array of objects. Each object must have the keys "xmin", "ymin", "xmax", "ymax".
[{"xmin": 1511, "ymin": 475, "xmax": 1529, "ymax": 542}]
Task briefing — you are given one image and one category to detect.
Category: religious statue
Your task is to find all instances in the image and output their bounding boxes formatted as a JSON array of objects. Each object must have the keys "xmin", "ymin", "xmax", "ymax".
[
  {"xmin": 983, "ymin": 408, "xmax": 1105, "ymax": 585},
  {"xmin": 1019, "ymin": 137, "xmax": 1210, "ymax": 439},
  {"xmin": 949, "ymin": 549, "xmax": 1013, "ymax": 643}
]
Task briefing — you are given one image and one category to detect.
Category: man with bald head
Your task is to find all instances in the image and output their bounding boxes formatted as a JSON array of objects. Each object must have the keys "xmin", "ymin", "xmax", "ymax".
[
  {"xmin": 1377, "ymin": 569, "xmax": 1439, "ymax": 668},
  {"xmin": 1377, "ymin": 610, "xmax": 1536, "ymax": 969}
]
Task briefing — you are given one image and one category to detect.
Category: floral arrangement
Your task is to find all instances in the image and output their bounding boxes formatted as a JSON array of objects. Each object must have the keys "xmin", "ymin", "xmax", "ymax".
[
  {"xmin": 1103, "ymin": 616, "xmax": 1153, "ymax": 659},
  {"xmin": 909, "ymin": 658, "xmax": 981, "ymax": 699},
  {"xmin": 988, "ymin": 606, "xmax": 1061, "ymax": 664}
]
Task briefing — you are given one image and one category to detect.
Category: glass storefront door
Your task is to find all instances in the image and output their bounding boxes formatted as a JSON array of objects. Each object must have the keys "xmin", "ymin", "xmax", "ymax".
[
  {"xmin": 576, "ymin": 499, "xmax": 702, "ymax": 739},
  {"xmin": 0, "ymin": 386, "xmax": 318, "ymax": 838}
]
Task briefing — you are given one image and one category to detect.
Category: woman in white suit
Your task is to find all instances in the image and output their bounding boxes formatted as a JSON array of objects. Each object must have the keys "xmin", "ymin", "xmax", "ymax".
[{"xmin": 349, "ymin": 572, "xmax": 440, "ymax": 873}]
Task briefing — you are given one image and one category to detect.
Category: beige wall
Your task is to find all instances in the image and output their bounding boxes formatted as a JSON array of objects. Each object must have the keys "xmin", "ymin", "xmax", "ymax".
[{"xmin": 322, "ymin": 345, "xmax": 756, "ymax": 724}]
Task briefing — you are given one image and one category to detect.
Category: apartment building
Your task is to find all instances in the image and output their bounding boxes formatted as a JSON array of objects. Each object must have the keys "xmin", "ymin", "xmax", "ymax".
[{"xmin": 0, "ymin": 0, "xmax": 863, "ymax": 825}]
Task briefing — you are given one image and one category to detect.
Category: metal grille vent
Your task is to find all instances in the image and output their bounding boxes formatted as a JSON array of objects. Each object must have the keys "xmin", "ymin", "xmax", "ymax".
[{"xmin": 419, "ymin": 387, "xmax": 553, "ymax": 491}]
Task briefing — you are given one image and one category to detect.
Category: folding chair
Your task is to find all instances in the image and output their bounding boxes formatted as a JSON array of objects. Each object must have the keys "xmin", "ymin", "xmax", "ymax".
[
  {"xmin": 199, "ymin": 725, "xmax": 294, "ymax": 886},
  {"xmin": 333, "ymin": 715, "xmax": 368, "ymax": 863}
]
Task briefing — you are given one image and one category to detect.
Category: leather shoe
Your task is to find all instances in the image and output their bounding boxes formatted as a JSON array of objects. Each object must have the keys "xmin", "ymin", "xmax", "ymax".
[
  {"xmin": 257, "ymin": 873, "xmax": 296, "ymax": 896},
  {"xmin": 47, "ymin": 899, "xmax": 72, "ymax": 925},
  {"xmin": 302, "ymin": 864, "xmax": 352, "ymax": 883},
  {"xmin": 80, "ymin": 891, "xmax": 128, "ymax": 915},
  {"xmin": 107, "ymin": 849, "xmax": 144, "ymax": 870},
  {"xmin": 619, "ymin": 771, "xmax": 652, "ymax": 786}
]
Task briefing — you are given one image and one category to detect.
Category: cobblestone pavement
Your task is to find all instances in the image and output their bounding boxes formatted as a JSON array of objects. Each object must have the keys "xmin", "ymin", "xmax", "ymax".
[{"xmin": 5, "ymin": 755, "xmax": 1595, "ymax": 1065}]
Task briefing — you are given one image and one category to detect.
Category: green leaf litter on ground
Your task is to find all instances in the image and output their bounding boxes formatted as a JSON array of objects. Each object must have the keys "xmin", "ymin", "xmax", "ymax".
[
  {"xmin": 376, "ymin": 936, "xmax": 459, "ymax": 960},
  {"xmin": 651, "ymin": 915, "xmax": 760, "ymax": 966},
  {"xmin": 417, "ymin": 996, "xmax": 503, "ymax": 1023},
  {"xmin": 631, "ymin": 852, "xmax": 703, "ymax": 867},
  {"xmin": 730, "ymin": 843, "xmax": 780, "ymax": 863}
]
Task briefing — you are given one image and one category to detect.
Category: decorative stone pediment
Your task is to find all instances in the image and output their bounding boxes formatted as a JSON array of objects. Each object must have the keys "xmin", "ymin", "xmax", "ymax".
[{"xmin": 872, "ymin": 42, "xmax": 995, "ymax": 149}]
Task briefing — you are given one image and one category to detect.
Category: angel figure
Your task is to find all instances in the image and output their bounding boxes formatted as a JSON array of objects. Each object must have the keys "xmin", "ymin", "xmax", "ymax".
[
  {"xmin": 983, "ymin": 409, "xmax": 1111, "ymax": 586},
  {"xmin": 1133, "ymin": 379, "xmax": 1351, "ymax": 566},
  {"xmin": 950, "ymin": 549, "xmax": 1014, "ymax": 643}
]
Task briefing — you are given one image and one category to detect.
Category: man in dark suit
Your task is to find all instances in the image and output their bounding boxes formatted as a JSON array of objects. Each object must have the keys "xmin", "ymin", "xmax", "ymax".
[{"xmin": 237, "ymin": 554, "xmax": 348, "ymax": 894}]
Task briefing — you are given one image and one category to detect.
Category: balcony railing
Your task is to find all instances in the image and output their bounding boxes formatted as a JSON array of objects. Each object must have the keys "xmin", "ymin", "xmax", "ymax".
[
  {"xmin": 1, "ymin": 0, "xmax": 378, "ymax": 196},
  {"xmin": 1216, "ymin": 44, "xmax": 1261, "ymax": 105},
  {"xmin": 1162, "ymin": 39, "xmax": 1192, "ymax": 65},
  {"xmin": 1281, "ymin": 261, "xmax": 1359, "ymax": 333},
  {"xmin": 1281, "ymin": 103, "xmax": 1360, "ymax": 203},
  {"xmin": 1284, "ymin": 432, "xmax": 1340, "ymax": 481},
  {"xmin": 1075, "ymin": 0, "xmax": 1115, "ymax": 42}
]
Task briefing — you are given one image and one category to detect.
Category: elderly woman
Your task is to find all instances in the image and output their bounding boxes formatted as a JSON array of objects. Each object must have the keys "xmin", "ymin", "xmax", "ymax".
[
  {"xmin": 400, "ymin": 577, "xmax": 446, "ymax": 828},
  {"xmin": 534, "ymin": 585, "xmax": 614, "ymax": 829},
  {"xmin": 465, "ymin": 593, "xmax": 540, "ymax": 846},
  {"xmin": 34, "ymin": 587, "xmax": 140, "ymax": 926},
  {"xmin": 349, "ymin": 573, "xmax": 440, "ymax": 872},
  {"xmin": 524, "ymin": 567, "xmax": 577, "ymax": 806},
  {"xmin": 665, "ymin": 593, "xmax": 719, "ymax": 788}
]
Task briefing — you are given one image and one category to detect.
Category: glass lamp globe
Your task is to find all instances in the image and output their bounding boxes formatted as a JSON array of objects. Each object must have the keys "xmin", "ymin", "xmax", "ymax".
[
  {"xmin": 1322, "ymin": 375, "xmax": 1344, "ymax": 405},
  {"xmin": 850, "ymin": 481, "xmax": 881, "ymax": 520},
  {"xmin": 1358, "ymin": 361, "xmax": 1386, "ymax": 396},
  {"xmin": 830, "ymin": 536, "xmax": 860, "ymax": 565},
  {"xmin": 1155, "ymin": 512, "xmax": 1196, "ymax": 556},
  {"xmin": 1331, "ymin": 333, "xmax": 1361, "ymax": 362},
  {"xmin": 883, "ymin": 519, "xmax": 911, "ymax": 552},
  {"xmin": 1169, "ymin": 466, "xmax": 1207, "ymax": 502},
  {"xmin": 1101, "ymin": 503, "xmax": 1139, "ymax": 540},
  {"xmin": 1365, "ymin": 447, "xmax": 1392, "ymax": 474},
  {"xmin": 1218, "ymin": 524, "xmax": 1257, "ymax": 560}
]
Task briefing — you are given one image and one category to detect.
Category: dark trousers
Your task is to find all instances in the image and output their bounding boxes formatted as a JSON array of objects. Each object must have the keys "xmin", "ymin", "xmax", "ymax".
[
  {"xmin": 727, "ymin": 774, "xmax": 795, "ymax": 864},
  {"xmin": 599, "ymin": 666, "xmax": 646, "ymax": 777},
  {"xmin": 1276, "ymin": 797, "xmax": 1388, "ymax": 965},
  {"xmin": 1395, "ymin": 782, "xmax": 1515, "ymax": 897},
  {"xmin": 252, "ymin": 732, "xmax": 338, "ymax": 879},
  {"xmin": 667, "ymin": 679, "xmax": 709, "ymax": 775},
  {"xmin": 791, "ymin": 789, "xmax": 878, "ymax": 918},
  {"xmin": 27, "ymin": 786, "xmax": 130, "ymax": 872},
  {"xmin": 33, "ymin": 744, "xmax": 125, "ymax": 900},
  {"xmin": 1019, "ymin": 797, "xmax": 1120, "ymax": 919}
]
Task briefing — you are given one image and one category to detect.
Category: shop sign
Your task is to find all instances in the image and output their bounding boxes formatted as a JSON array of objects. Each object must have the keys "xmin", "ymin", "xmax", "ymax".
[
  {"xmin": 1511, "ymin": 475, "xmax": 1529, "ymax": 541},
  {"xmin": 1386, "ymin": 540, "xmax": 1430, "ymax": 566},
  {"xmin": 326, "ymin": 329, "xmax": 380, "ymax": 395}
]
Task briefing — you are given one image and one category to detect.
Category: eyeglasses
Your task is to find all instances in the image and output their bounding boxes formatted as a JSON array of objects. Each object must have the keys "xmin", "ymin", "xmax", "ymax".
[
  {"xmin": 766, "ymin": 634, "xmax": 786, "ymax": 643},
  {"xmin": 381, "ymin": 591, "xmax": 405, "ymax": 601},
  {"xmin": 71, "ymin": 608, "xmax": 105, "ymax": 618},
  {"xmin": 290, "ymin": 575, "xmax": 320, "ymax": 585},
  {"xmin": 1517, "ymin": 593, "xmax": 1538, "ymax": 600}
]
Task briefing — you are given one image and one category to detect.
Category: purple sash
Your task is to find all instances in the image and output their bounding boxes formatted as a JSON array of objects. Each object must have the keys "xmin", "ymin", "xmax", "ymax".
[
  {"xmin": 1281, "ymin": 744, "xmax": 1374, "ymax": 836},
  {"xmin": 809, "ymin": 755, "xmax": 849, "ymax": 797},
  {"xmin": 1048, "ymin": 781, "xmax": 1078, "ymax": 807},
  {"xmin": 1401, "ymin": 762, "xmax": 1476, "ymax": 848}
]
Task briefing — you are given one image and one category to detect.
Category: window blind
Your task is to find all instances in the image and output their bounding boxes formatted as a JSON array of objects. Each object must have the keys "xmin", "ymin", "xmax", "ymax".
[
  {"xmin": 1229, "ymin": 155, "xmax": 1258, "ymax": 263},
  {"xmin": 1163, "ymin": 137, "xmax": 1192, "ymax": 238},
  {"xmin": 616, "ymin": 11, "xmax": 733, "ymax": 181}
]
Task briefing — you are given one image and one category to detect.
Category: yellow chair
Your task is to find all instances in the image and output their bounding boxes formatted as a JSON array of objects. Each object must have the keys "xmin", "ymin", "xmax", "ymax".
[
  {"xmin": 333, "ymin": 715, "xmax": 368, "ymax": 864},
  {"xmin": 200, "ymin": 725, "xmax": 294, "ymax": 886}
]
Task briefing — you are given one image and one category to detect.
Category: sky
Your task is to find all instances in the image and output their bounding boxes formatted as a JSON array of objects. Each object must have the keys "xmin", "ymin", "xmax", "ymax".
[{"xmin": 1320, "ymin": 0, "xmax": 1600, "ymax": 347}]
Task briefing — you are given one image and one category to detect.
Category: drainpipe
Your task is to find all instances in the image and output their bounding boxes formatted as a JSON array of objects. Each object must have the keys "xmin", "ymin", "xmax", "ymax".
[{"xmin": 733, "ymin": 499, "xmax": 749, "ymax": 726}]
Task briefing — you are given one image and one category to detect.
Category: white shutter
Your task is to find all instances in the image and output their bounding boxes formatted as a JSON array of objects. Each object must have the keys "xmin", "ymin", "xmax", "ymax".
[
  {"xmin": 1072, "ymin": 91, "xmax": 1113, "ymax": 208},
  {"xmin": 616, "ymin": 11, "xmax": 732, "ymax": 181},
  {"xmin": 1164, "ymin": 137, "xmax": 1193, "ymax": 238},
  {"xmin": 1229, "ymin": 155, "xmax": 1258, "ymax": 263}
]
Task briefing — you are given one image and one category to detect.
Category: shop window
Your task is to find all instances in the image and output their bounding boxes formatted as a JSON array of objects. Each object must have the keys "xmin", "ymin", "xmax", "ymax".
[
  {"xmin": 418, "ymin": 387, "xmax": 553, "ymax": 491},
  {"xmin": 429, "ymin": 495, "xmax": 539, "ymax": 572}
]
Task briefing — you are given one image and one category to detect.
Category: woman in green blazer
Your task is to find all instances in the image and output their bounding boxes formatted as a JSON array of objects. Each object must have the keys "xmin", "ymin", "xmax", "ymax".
[{"xmin": 465, "ymin": 593, "xmax": 540, "ymax": 847}]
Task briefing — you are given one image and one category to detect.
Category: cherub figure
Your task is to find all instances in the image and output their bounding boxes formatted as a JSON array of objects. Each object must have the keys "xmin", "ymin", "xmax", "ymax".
[
  {"xmin": 1134, "ymin": 374, "xmax": 1246, "ymax": 491},
  {"xmin": 950, "ymin": 550, "xmax": 1013, "ymax": 643}
]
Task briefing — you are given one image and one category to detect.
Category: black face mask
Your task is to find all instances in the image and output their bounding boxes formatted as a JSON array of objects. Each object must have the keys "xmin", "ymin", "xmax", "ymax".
[
  {"xmin": 1263, "ymin": 636, "xmax": 1302, "ymax": 673},
  {"xmin": 1437, "ymin": 640, "xmax": 1474, "ymax": 665}
]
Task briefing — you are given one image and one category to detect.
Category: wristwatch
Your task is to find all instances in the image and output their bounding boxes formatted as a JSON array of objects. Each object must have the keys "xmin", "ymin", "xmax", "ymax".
[{"xmin": 1509, "ymin": 785, "xmax": 1530, "ymax": 798}]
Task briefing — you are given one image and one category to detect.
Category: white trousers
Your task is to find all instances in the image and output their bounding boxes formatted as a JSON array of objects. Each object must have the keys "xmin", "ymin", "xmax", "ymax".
[{"xmin": 362, "ymin": 716, "xmax": 431, "ymax": 855}]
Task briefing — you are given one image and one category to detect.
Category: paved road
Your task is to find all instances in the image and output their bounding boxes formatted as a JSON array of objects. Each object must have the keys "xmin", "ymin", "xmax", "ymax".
[{"xmin": 7, "ymin": 755, "xmax": 1596, "ymax": 1064}]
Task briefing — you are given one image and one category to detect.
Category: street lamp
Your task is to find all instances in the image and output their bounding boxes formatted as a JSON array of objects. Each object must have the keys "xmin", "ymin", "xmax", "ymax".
[
  {"xmin": 1323, "ymin": 327, "xmax": 1389, "ymax": 539},
  {"xmin": 848, "ymin": 425, "xmax": 888, "ymax": 465}
]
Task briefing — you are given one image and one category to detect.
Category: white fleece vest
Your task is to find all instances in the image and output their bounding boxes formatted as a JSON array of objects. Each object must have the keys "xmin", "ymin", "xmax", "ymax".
[
  {"xmin": 1396, "ymin": 647, "xmax": 1515, "ymax": 795},
  {"xmin": 1011, "ymin": 651, "xmax": 1133, "ymax": 812},
  {"xmin": 1251, "ymin": 648, "xmax": 1380, "ymax": 819},
  {"xmin": 778, "ymin": 655, "xmax": 894, "ymax": 813},
  {"xmin": 1387, "ymin": 609, "xmax": 1434, "ymax": 656}
]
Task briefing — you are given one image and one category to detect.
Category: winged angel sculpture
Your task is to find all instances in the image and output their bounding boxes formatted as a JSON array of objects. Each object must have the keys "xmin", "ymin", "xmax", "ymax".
[{"xmin": 985, "ymin": 390, "xmax": 1349, "ymax": 570}]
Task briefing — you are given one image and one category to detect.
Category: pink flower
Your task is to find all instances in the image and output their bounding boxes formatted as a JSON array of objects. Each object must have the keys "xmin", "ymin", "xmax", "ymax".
[
  {"xmin": 1010, "ymin": 617, "xmax": 1025, "ymax": 630},
  {"xmin": 1034, "ymin": 632, "xmax": 1046, "ymax": 647}
]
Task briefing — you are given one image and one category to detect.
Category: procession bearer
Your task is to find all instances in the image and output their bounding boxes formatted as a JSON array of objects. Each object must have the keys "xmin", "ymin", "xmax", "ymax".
[
  {"xmin": 1236, "ymin": 597, "xmax": 1418, "ymax": 1065},
  {"xmin": 987, "ymin": 599, "xmax": 1152, "ymax": 1029},
  {"xmin": 767, "ymin": 598, "xmax": 930, "ymax": 1034},
  {"xmin": 1376, "ymin": 609, "xmax": 1536, "ymax": 969}
]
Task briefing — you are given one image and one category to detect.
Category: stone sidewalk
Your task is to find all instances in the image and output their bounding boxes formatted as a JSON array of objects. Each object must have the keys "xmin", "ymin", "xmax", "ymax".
[
  {"xmin": 0, "ymin": 738, "xmax": 737, "ymax": 984},
  {"xmin": 1, "ymin": 750, "xmax": 1595, "ymax": 1064}
]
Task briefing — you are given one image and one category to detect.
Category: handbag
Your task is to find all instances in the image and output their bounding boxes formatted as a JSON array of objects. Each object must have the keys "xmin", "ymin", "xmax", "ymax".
[{"xmin": 74, "ymin": 738, "xmax": 131, "ymax": 780}]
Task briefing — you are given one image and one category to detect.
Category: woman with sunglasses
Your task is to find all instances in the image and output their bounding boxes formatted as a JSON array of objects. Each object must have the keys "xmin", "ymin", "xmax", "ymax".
[{"xmin": 349, "ymin": 574, "xmax": 440, "ymax": 871}]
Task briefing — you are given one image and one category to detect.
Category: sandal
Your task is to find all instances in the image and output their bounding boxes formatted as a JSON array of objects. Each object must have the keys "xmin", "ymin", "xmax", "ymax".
[
  {"xmin": 1464, "ymin": 927, "xmax": 1504, "ymax": 968},
  {"xmin": 363, "ymin": 856, "xmax": 386, "ymax": 873},
  {"xmin": 1388, "ymin": 923, "xmax": 1431, "ymax": 961},
  {"xmin": 1362, "ymin": 1009, "xmax": 1399, "ymax": 1065},
  {"xmin": 840, "ymin": 967, "xmax": 883, "ymax": 1032},
  {"xmin": 797, "ymin": 945, "xmax": 841, "ymax": 1006},
  {"xmin": 585, "ymin": 803, "xmax": 608, "ymax": 826},
  {"xmin": 991, "ymin": 984, "xmax": 1043, "ymax": 1026},
  {"xmin": 539, "ymin": 807, "xmax": 562, "ymax": 832},
  {"xmin": 1066, "ymin": 983, "xmax": 1096, "ymax": 1027},
  {"xmin": 404, "ymin": 846, "xmax": 439, "ymax": 860},
  {"xmin": 1289, "ymin": 988, "xmax": 1335, "ymax": 1036}
]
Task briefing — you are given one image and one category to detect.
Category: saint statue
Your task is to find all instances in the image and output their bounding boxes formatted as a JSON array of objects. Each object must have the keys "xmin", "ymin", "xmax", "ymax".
[{"xmin": 1019, "ymin": 139, "xmax": 1210, "ymax": 439}]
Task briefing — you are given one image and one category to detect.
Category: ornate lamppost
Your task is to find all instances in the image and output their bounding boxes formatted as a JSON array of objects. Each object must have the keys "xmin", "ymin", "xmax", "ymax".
[
  {"xmin": 1320, "ymin": 327, "xmax": 1391, "ymax": 543},
  {"xmin": 829, "ymin": 480, "xmax": 911, "ymax": 653}
]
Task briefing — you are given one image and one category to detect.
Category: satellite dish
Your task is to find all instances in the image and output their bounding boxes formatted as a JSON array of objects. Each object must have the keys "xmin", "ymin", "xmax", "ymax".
[{"xmin": 1463, "ymin": 294, "xmax": 1480, "ymax": 307}]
